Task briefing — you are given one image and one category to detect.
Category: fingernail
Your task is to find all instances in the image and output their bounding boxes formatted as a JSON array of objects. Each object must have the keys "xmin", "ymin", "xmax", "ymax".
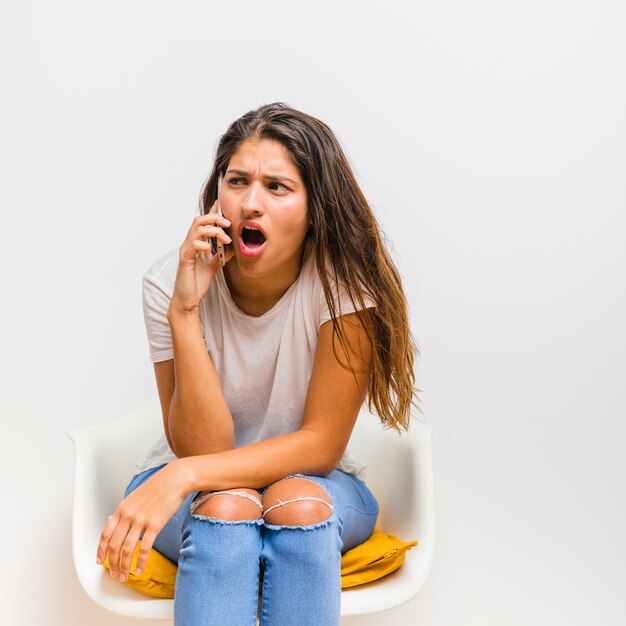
[
  {"xmin": 120, "ymin": 574, "xmax": 127, "ymax": 583},
  {"xmin": 96, "ymin": 558, "xmax": 102, "ymax": 565},
  {"xmin": 135, "ymin": 567, "xmax": 142, "ymax": 575}
]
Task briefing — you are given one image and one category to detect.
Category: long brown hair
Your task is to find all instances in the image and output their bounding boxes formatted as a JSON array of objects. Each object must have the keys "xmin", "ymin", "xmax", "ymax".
[{"xmin": 200, "ymin": 103, "xmax": 419, "ymax": 430}]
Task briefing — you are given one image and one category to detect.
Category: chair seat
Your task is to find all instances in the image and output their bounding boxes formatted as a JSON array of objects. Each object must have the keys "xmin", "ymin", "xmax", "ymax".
[{"xmin": 68, "ymin": 398, "xmax": 435, "ymax": 620}]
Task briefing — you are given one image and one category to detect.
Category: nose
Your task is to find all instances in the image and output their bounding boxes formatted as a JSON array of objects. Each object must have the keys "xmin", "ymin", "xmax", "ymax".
[{"xmin": 240, "ymin": 181, "xmax": 265, "ymax": 217}]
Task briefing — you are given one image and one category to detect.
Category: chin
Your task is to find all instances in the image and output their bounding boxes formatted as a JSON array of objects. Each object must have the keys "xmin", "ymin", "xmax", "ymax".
[{"xmin": 239, "ymin": 248, "xmax": 303, "ymax": 280}]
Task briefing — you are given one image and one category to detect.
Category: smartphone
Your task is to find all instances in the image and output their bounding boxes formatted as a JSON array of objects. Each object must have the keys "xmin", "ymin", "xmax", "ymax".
[{"xmin": 210, "ymin": 174, "xmax": 227, "ymax": 267}]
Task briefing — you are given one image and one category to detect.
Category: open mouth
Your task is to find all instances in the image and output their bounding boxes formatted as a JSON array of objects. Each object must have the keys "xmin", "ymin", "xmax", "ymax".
[
  {"xmin": 242, "ymin": 227, "xmax": 266, "ymax": 248},
  {"xmin": 240, "ymin": 226, "xmax": 267, "ymax": 257}
]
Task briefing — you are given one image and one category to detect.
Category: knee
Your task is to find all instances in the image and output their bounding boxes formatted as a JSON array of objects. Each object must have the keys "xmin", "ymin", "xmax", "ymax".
[
  {"xmin": 262, "ymin": 477, "xmax": 333, "ymax": 526},
  {"xmin": 192, "ymin": 488, "xmax": 263, "ymax": 521}
]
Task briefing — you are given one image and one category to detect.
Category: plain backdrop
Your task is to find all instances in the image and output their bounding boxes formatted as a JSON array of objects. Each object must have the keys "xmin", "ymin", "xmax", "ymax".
[{"xmin": 1, "ymin": 1, "xmax": 625, "ymax": 625}]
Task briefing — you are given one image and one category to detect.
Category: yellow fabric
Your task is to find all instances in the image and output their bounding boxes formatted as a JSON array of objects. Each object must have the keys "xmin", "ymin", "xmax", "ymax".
[
  {"xmin": 340, "ymin": 528, "xmax": 418, "ymax": 588},
  {"xmin": 103, "ymin": 528, "xmax": 417, "ymax": 597},
  {"xmin": 103, "ymin": 542, "xmax": 177, "ymax": 599}
]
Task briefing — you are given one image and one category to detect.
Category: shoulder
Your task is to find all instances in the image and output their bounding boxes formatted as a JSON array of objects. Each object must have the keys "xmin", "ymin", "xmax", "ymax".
[
  {"xmin": 142, "ymin": 248, "xmax": 179, "ymax": 297},
  {"xmin": 141, "ymin": 249, "xmax": 180, "ymax": 363},
  {"xmin": 303, "ymin": 249, "xmax": 376, "ymax": 325}
]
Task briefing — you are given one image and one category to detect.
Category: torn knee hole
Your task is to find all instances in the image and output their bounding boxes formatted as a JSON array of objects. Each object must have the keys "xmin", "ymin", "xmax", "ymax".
[
  {"xmin": 263, "ymin": 496, "xmax": 334, "ymax": 526},
  {"xmin": 191, "ymin": 489, "xmax": 263, "ymax": 521},
  {"xmin": 262, "ymin": 478, "xmax": 334, "ymax": 526},
  {"xmin": 263, "ymin": 496, "xmax": 334, "ymax": 517}
]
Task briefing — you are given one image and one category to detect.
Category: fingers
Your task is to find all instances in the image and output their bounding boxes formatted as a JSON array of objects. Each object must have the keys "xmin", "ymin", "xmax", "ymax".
[
  {"xmin": 135, "ymin": 527, "xmax": 159, "ymax": 575},
  {"xmin": 117, "ymin": 525, "xmax": 143, "ymax": 581},
  {"xmin": 97, "ymin": 513, "xmax": 132, "ymax": 578},
  {"xmin": 96, "ymin": 513, "xmax": 119, "ymax": 566},
  {"xmin": 106, "ymin": 523, "xmax": 133, "ymax": 578},
  {"xmin": 181, "ymin": 214, "xmax": 232, "ymax": 265},
  {"xmin": 195, "ymin": 240, "xmax": 222, "ymax": 268},
  {"xmin": 196, "ymin": 224, "xmax": 232, "ymax": 245},
  {"xmin": 193, "ymin": 211, "xmax": 231, "ymax": 231},
  {"xmin": 97, "ymin": 511, "xmax": 147, "ymax": 581}
]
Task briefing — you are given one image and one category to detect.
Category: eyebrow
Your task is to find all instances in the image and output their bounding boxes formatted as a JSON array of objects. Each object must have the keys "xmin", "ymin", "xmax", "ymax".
[{"xmin": 226, "ymin": 169, "xmax": 298, "ymax": 186}]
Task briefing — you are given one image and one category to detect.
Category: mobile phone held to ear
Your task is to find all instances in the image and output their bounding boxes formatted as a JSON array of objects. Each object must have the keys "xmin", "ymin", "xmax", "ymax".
[{"xmin": 210, "ymin": 174, "xmax": 226, "ymax": 267}]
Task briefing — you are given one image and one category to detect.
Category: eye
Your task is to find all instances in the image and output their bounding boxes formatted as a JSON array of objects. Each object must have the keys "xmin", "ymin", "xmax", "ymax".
[
  {"xmin": 227, "ymin": 176, "xmax": 246, "ymax": 186},
  {"xmin": 268, "ymin": 181, "xmax": 289, "ymax": 192}
]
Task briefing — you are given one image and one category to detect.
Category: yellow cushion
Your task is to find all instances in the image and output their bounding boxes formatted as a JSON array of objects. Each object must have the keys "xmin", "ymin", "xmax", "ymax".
[
  {"xmin": 340, "ymin": 528, "xmax": 418, "ymax": 588},
  {"xmin": 104, "ymin": 543, "xmax": 177, "ymax": 599},
  {"xmin": 103, "ymin": 528, "xmax": 417, "ymax": 597}
]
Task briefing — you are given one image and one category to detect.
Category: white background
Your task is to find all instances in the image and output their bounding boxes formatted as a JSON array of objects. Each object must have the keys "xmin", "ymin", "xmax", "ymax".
[{"xmin": 1, "ymin": 1, "xmax": 625, "ymax": 624}]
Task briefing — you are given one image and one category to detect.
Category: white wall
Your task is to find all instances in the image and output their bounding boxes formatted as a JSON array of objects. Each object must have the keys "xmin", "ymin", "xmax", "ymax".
[{"xmin": 1, "ymin": 1, "xmax": 624, "ymax": 624}]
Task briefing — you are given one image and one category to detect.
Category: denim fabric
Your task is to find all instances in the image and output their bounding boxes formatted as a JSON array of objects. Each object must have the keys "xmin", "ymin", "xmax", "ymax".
[{"xmin": 125, "ymin": 466, "xmax": 379, "ymax": 625}]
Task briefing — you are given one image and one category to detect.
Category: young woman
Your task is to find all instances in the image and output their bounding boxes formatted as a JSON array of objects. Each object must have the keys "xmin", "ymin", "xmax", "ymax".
[{"xmin": 97, "ymin": 103, "xmax": 417, "ymax": 626}]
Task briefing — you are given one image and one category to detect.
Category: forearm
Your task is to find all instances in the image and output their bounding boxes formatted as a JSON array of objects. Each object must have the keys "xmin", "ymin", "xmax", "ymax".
[
  {"xmin": 174, "ymin": 428, "xmax": 342, "ymax": 495},
  {"xmin": 167, "ymin": 309, "xmax": 235, "ymax": 456}
]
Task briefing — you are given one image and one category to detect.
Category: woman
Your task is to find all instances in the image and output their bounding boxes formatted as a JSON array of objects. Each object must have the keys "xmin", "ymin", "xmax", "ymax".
[{"xmin": 97, "ymin": 103, "xmax": 417, "ymax": 626}]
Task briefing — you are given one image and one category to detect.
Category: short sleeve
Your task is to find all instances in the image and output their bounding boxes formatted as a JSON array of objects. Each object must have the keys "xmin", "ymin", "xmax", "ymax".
[
  {"xmin": 319, "ymin": 281, "xmax": 376, "ymax": 326},
  {"xmin": 142, "ymin": 250, "xmax": 178, "ymax": 363}
]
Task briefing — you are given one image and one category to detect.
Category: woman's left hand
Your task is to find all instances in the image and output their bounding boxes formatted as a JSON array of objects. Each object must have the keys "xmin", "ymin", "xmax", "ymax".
[{"xmin": 96, "ymin": 460, "xmax": 190, "ymax": 582}]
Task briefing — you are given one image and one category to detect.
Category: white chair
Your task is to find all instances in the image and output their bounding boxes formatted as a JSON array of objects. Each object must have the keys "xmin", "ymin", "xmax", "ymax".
[{"xmin": 68, "ymin": 398, "xmax": 436, "ymax": 621}]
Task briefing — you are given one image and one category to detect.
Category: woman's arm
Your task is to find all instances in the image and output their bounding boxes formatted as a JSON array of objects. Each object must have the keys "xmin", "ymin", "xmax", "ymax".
[
  {"xmin": 157, "ymin": 212, "xmax": 236, "ymax": 456},
  {"xmin": 182, "ymin": 311, "xmax": 372, "ymax": 484},
  {"xmin": 99, "ymin": 312, "xmax": 372, "ymax": 580},
  {"xmin": 163, "ymin": 309, "xmax": 235, "ymax": 456}
]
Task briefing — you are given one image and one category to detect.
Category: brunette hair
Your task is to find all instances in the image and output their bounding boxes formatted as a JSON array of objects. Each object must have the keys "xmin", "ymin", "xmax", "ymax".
[{"xmin": 199, "ymin": 103, "xmax": 419, "ymax": 430}]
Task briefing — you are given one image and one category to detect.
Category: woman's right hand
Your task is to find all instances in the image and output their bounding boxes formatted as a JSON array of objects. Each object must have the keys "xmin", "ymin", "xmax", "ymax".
[{"xmin": 169, "ymin": 205, "xmax": 234, "ymax": 316}]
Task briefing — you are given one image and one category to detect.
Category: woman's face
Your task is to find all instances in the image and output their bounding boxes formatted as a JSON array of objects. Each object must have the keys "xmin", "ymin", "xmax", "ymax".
[{"xmin": 219, "ymin": 138, "xmax": 310, "ymax": 283}]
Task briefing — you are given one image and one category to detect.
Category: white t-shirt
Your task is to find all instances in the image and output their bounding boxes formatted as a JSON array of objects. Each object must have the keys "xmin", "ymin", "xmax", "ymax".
[{"xmin": 138, "ymin": 246, "xmax": 372, "ymax": 480}]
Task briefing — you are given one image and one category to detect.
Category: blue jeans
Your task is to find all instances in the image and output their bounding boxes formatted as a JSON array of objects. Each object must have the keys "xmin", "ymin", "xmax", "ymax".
[{"xmin": 125, "ymin": 466, "xmax": 379, "ymax": 626}]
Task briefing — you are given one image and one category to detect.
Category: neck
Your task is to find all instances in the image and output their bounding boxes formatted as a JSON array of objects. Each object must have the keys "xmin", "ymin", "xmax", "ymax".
[{"xmin": 223, "ymin": 248, "xmax": 308, "ymax": 317}]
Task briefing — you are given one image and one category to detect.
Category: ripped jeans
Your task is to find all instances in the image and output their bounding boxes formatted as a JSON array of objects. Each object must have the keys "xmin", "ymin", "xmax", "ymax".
[{"xmin": 124, "ymin": 467, "xmax": 379, "ymax": 626}]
